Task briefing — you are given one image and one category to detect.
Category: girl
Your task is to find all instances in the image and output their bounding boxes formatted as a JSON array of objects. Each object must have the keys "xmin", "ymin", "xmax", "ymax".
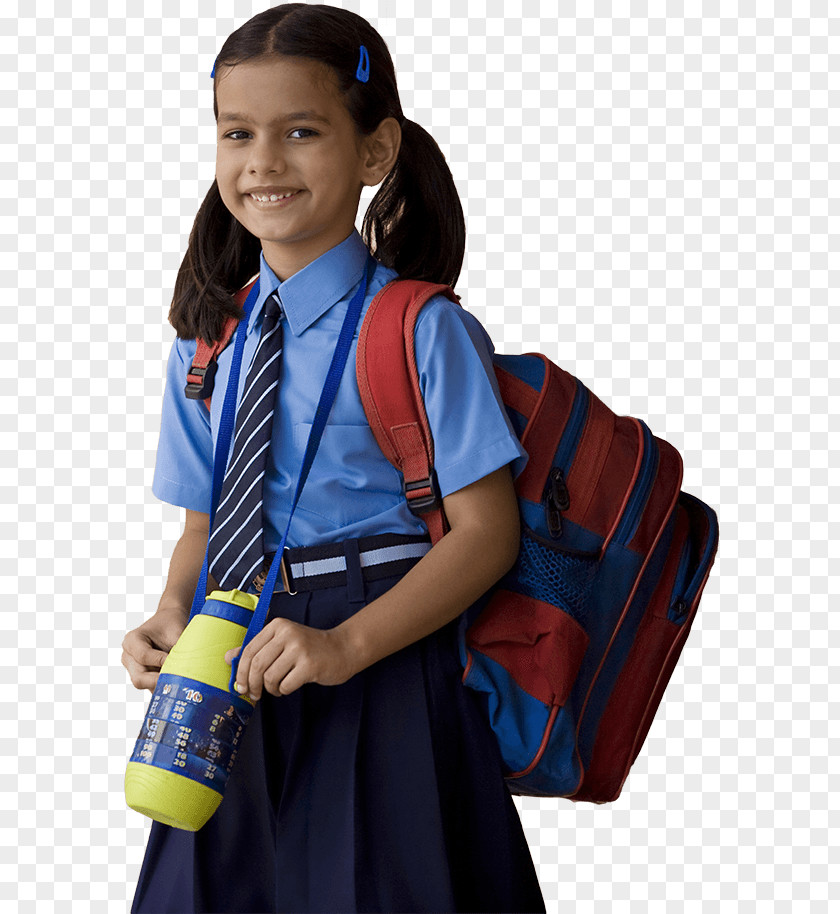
[{"xmin": 122, "ymin": 5, "xmax": 546, "ymax": 912}]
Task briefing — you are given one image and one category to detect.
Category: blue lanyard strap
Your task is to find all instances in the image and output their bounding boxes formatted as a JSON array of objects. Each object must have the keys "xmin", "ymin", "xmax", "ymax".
[
  {"xmin": 189, "ymin": 279, "xmax": 261, "ymax": 622},
  {"xmin": 184, "ymin": 253, "xmax": 377, "ymax": 695}
]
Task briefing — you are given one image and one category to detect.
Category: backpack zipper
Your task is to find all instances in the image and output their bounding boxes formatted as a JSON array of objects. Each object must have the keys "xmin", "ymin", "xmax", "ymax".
[
  {"xmin": 612, "ymin": 419, "xmax": 658, "ymax": 546},
  {"xmin": 544, "ymin": 467, "xmax": 570, "ymax": 537},
  {"xmin": 543, "ymin": 379, "xmax": 588, "ymax": 538},
  {"xmin": 667, "ymin": 536, "xmax": 693, "ymax": 623},
  {"xmin": 669, "ymin": 492, "xmax": 720, "ymax": 614}
]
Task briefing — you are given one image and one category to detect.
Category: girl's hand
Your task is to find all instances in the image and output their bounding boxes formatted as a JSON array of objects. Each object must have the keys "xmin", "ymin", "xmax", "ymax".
[
  {"xmin": 122, "ymin": 608, "xmax": 189, "ymax": 692},
  {"xmin": 224, "ymin": 618, "xmax": 357, "ymax": 700}
]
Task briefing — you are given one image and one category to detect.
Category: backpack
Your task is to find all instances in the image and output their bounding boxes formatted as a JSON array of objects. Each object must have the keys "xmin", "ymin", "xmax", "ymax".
[{"xmin": 185, "ymin": 275, "xmax": 719, "ymax": 803}]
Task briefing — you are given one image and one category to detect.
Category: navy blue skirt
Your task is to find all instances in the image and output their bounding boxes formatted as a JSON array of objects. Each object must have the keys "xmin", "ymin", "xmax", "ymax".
[{"xmin": 130, "ymin": 563, "xmax": 546, "ymax": 913}]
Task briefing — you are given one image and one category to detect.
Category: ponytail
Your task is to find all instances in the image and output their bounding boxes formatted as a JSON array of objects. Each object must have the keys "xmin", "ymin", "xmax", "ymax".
[
  {"xmin": 168, "ymin": 180, "xmax": 261, "ymax": 345},
  {"xmin": 362, "ymin": 117, "xmax": 465, "ymax": 290}
]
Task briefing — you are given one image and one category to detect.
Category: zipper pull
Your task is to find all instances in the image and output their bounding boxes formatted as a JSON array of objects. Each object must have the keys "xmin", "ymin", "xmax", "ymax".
[
  {"xmin": 669, "ymin": 597, "xmax": 689, "ymax": 623},
  {"xmin": 550, "ymin": 467, "xmax": 570, "ymax": 511},
  {"xmin": 545, "ymin": 467, "xmax": 570, "ymax": 538},
  {"xmin": 546, "ymin": 503, "xmax": 563, "ymax": 538}
]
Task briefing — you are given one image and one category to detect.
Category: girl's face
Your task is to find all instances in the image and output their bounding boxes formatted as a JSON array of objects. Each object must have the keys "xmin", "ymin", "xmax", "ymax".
[{"xmin": 214, "ymin": 56, "xmax": 396, "ymax": 279}]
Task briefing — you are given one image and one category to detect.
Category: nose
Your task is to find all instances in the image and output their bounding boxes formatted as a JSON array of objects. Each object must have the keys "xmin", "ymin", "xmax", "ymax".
[{"xmin": 246, "ymin": 136, "xmax": 287, "ymax": 175}]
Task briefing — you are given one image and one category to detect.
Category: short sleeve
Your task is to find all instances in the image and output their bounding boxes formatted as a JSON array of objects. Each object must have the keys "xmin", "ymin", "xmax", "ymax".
[
  {"xmin": 413, "ymin": 295, "xmax": 528, "ymax": 498},
  {"xmin": 151, "ymin": 336, "xmax": 214, "ymax": 512}
]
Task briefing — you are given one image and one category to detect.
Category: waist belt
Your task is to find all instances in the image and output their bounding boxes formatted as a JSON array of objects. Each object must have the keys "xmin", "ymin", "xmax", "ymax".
[{"xmin": 250, "ymin": 532, "xmax": 433, "ymax": 595}]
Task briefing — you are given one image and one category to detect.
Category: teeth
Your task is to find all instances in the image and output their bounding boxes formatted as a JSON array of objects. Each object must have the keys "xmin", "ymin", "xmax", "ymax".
[{"xmin": 250, "ymin": 191, "xmax": 298, "ymax": 202}]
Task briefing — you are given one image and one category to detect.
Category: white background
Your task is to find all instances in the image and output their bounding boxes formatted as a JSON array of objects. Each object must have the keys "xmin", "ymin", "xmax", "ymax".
[{"xmin": 2, "ymin": 1, "xmax": 836, "ymax": 911}]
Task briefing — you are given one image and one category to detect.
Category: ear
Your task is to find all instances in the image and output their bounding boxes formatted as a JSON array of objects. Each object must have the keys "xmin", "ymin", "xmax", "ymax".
[{"xmin": 360, "ymin": 117, "xmax": 402, "ymax": 187}]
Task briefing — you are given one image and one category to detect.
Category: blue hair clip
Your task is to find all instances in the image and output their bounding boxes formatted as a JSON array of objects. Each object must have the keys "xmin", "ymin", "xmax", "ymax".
[
  {"xmin": 356, "ymin": 44, "xmax": 369, "ymax": 83},
  {"xmin": 211, "ymin": 57, "xmax": 217, "ymax": 79}
]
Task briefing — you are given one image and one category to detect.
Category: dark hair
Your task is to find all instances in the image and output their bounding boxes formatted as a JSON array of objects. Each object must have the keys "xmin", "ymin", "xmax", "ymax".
[{"xmin": 169, "ymin": 3, "xmax": 466, "ymax": 343}]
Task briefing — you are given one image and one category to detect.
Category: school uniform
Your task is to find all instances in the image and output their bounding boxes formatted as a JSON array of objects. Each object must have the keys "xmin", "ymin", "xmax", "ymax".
[{"xmin": 131, "ymin": 228, "xmax": 546, "ymax": 913}]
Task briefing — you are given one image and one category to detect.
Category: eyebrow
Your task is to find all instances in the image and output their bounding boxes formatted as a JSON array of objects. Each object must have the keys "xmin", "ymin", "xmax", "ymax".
[{"xmin": 217, "ymin": 110, "xmax": 332, "ymax": 126}]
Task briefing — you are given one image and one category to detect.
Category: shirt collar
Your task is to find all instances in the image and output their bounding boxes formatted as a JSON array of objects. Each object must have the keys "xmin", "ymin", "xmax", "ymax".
[{"xmin": 248, "ymin": 229, "xmax": 371, "ymax": 337}]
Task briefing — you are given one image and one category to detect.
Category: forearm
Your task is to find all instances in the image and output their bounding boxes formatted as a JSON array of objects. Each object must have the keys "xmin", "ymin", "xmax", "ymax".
[
  {"xmin": 157, "ymin": 529, "xmax": 219, "ymax": 619},
  {"xmin": 333, "ymin": 523, "xmax": 516, "ymax": 675}
]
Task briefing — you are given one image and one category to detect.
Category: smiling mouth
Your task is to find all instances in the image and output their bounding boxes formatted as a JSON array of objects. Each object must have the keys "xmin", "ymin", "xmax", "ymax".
[{"xmin": 247, "ymin": 191, "xmax": 303, "ymax": 208}]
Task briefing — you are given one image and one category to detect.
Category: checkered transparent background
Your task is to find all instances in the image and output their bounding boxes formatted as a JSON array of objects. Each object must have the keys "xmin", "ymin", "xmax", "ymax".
[{"xmin": 2, "ymin": 1, "xmax": 836, "ymax": 911}]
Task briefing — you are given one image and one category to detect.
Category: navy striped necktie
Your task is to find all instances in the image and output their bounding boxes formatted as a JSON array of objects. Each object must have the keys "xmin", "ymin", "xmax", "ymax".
[{"xmin": 207, "ymin": 290, "xmax": 284, "ymax": 591}]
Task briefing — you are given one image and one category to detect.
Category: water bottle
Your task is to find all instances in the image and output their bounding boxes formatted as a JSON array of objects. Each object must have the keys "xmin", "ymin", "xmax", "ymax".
[{"xmin": 124, "ymin": 589, "xmax": 259, "ymax": 832}]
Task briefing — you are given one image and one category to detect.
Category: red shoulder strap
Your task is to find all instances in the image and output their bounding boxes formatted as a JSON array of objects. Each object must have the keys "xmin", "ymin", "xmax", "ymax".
[
  {"xmin": 185, "ymin": 278, "xmax": 258, "ymax": 411},
  {"xmin": 356, "ymin": 278, "xmax": 460, "ymax": 545}
]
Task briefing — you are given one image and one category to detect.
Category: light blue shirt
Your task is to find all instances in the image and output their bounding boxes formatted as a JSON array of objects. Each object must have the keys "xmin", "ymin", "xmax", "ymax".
[{"xmin": 153, "ymin": 228, "xmax": 528, "ymax": 549}]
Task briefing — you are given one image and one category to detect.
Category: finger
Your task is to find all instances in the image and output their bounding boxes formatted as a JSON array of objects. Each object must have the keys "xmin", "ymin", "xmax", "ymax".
[
  {"xmin": 241, "ymin": 640, "xmax": 286, "ymax": 701},
  {"xmin": 141, "ymin": 647, "xmax": 170, "ymax": 670},
  {"xmin": 123, "ymin": 654, "xmax": 160, "ymax": 693},
  {"xmin": 224, "ymin": 646, "xmax": 242, "ymax": 664},
  {"xmin": 243, "ymin": 647, "xmax": 268, "ymax": 700},
  {"xmin": 124, "ymin": 631, "xmax": 167, "ymax": 668},
  {"xmin": 231, "ymin": 647, "xmax": 255, "ymax": 697},
  {"xmin": 129, "ymin": 637, "xmax": 169, "ymax": 671},
  {"xmin": 122, "ymin": 650, "xmax": 153, "ymax": 690},
  {"xmin": 140, "ymin": 670, "xmax": 160, "ymax": 693},
  {"xmin": 234, "ymin": 621, "xmax": 283, "ymax": 697},
  {"xmin": 121, "ymin": 648, "xmax": 136, "ymax": 676},
  {"xmin": 264, "ymin": 656, "xmax": 297, "ymax": 697}
]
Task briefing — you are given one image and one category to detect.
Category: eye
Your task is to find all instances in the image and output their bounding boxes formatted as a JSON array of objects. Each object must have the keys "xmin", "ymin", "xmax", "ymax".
[{"xmin": 221, "ymin": 127, "xmax": 318, "ymax": 141}]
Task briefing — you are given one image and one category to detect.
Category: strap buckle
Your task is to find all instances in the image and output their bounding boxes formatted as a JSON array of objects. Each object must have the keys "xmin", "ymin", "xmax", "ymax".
[
  {"xmin": 252, "ymin": 547, "xmax": 297, "ymax": 595},
  {"xmin": 279, "ymin": 547, "xmax": 297, "ymax": 595},
  {"xmin": 401, "ymin": 470, "xmax": 442, "ymax": 517},
  {"xmin": 184, "ymin": 359, "xmax": 217, "ymax": 399}
]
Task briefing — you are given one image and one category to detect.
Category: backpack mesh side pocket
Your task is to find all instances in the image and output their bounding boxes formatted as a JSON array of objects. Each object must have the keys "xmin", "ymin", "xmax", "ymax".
[{"xmin": 505, "ymin": 525, "xmax": 600, "ymax": 626}]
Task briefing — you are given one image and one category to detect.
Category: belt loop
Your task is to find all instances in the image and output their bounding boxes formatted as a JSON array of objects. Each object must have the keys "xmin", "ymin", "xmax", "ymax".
[{"xmin": 343, "ymin": 538, "xmax": 366, "ymax": 606}]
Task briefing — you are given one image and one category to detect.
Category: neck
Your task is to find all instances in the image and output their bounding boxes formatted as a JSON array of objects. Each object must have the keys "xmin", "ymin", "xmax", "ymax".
[{"xmin": 261, "ymin": 225, "xmax": 356, "ymax": 283}]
